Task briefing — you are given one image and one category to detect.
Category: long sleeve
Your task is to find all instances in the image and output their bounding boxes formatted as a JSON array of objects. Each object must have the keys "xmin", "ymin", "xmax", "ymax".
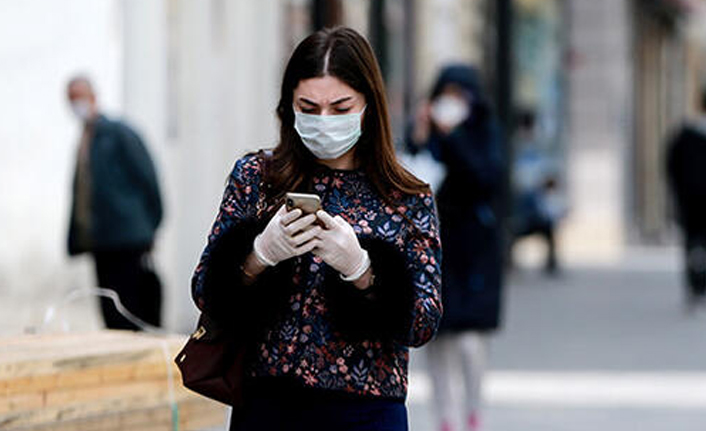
[
  {"xmin": 401, "ymin": 192, "xmax": 443, "ymax": 346},
  {"xmin": 201, "ymin": 164, "xmax": 442, "ymax": 400},
  {"xmin": 191, "ymin": 155, "xmax": 290, "ymax": 334},
  {"xmin": 323, "ymin": 192, "xmax": 443, "ymax": 347},
  {"xmin": 117, "ymin": 125, "xmax": 164, "ymax": 229}
]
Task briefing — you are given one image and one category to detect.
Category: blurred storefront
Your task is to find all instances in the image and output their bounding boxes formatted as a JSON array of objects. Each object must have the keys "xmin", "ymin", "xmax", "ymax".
[
  {"xmin": 631, "ymin": 0, "xmax": 705, "ymax": 243},
  {"xmin": 503, "ymin": 0, "xmax": 706, "ymax": 258},
  {"xmin": 514, "ymin": 0, "xmax": 568, "ymax": 159},
  {"xmin": 289, "ymin": 0, "xmax": 706, "ymax": 255}
]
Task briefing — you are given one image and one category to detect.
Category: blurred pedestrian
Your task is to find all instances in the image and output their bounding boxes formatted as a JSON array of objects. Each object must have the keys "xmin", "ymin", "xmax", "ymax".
[
  {"xmin": 666, "ymin": 86, "xmax": 706, "ymax": 310},
  {"xmin": 406, "ymin": 65, "xmax": 504, "ymax": 431},
  {"xmin": 191, "ymin": 27, "xmax": 442, "ymax": 431},
  {"xmin": 511, "ymin": 109, "xmax": 565, "ymax": 275},
  {"xmin": 66, "ymin": 76, "xmax": 163, "ymax": 330}
]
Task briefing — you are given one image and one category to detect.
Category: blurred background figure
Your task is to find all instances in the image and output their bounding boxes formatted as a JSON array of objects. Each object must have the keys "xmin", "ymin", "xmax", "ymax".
[
  {"xmin": 66, "ymin": 76, "xmax": 163, "ymax": 330},
  {"xmin": 406, "ymin": 64, "xmax": 504, "ymax": 431},
  {"xmin": 510, "ymin": 108, "xmax": 566, "ymax": 275},
  {"xmin": 666, "ymin": 86, "xmax": 706, "ymax": 311}
]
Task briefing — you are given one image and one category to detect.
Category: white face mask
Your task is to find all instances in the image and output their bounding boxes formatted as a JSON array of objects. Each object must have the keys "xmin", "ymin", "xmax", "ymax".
[
  {"xmin": 71, "ymin": 100, "xmax": 93, "ymax": 122},
  {"xmin": 294, "ymin": 106, "xmax": 366, "ymax": 160},
  {"xmin": 430, "ymin": 95, "xmax": 469, "ymax": 131}
]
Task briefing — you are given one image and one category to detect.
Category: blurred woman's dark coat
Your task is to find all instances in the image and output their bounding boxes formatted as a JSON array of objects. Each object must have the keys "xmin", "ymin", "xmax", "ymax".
[{"xmin": 408, "ymin": 65, "xmax": 505, "ymax": 331}]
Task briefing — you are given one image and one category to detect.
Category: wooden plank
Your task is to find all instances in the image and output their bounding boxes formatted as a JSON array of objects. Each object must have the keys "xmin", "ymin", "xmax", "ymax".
[
  {"xmin": 1, "ymin": 379, "xmax": 193, "ymax": 426},
  {"xmin": 0, "ymin": 332, "xmax": 182, "ymax": 363},
  {"xmin": 0, "ymin": 333, "xmax": 169, "ymax": 363},
  {"xmin": 1, "ymin": 361, "xmax": 168, "ymax": 397},
  {"xmin": 2, "ymin": 398, "xmax": 226, "ymax": 431},
  {"xmin": 0, "ymin": 333, "xmax": 185, "ymax": 380},
  {"xmin": 0, "ymin": 331, "xmax": 226, "ymax": 431},
  {"xmin": 0, "ymin": 392, "xmax": 44, "ymax": 417}
]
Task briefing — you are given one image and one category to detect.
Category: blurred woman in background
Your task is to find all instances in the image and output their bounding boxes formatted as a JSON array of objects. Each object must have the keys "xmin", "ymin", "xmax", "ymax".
[{"xmin": 407, "ymin": 64, "xmax": 504, "ymax": 431}]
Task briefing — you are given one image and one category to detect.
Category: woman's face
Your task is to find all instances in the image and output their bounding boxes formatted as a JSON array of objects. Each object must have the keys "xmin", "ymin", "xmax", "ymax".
[{"xmin": 293, "ymin": 75, "xmax": 366, "ymax": 116}]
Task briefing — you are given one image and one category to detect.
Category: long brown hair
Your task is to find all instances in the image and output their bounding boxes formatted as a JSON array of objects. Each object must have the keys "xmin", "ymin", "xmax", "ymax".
[{"xmin": 264, "ymin": 26, "xmax": 428, "ymax": 207}]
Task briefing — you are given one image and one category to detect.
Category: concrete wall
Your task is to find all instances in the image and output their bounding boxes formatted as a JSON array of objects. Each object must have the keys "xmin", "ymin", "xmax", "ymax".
[
  {"xmin": 0, "ymin": 0, "xmax": 123, "ymax": 334},
  {"xmin": 126, "ymin": 0, "xmax": 285, "ymax": 333},
  {"xmin": 415, "ymin": 0, "xmax": 486, "ymax": 101},
  {"xmin": 0, "ymin": 0, "xmax": 285, "ymax": 335}
]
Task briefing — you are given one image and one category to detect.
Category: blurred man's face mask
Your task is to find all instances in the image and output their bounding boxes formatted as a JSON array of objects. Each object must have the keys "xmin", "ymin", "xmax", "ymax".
[
  {"xmin": 431, "ymin": 95, "xmax": 470, "ymax": 131},
  {"xmin": 294, "ymin": 106, "xmax": 366, "ymax": 160},
  {"xmin": 71, "ymin": 100, "xmax": 93, "ymax": 122}
]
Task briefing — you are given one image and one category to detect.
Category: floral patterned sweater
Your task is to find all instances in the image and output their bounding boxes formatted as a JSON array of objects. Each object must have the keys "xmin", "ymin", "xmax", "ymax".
[{"xmin": 191, "ymin": 153, "xmax": 442, "ymax": 401}]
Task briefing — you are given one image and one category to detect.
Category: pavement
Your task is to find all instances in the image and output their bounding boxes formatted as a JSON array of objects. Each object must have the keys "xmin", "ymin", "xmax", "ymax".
[
  {"xmin": 3, "ymin": 247, "xmax": 705, "ymax": 430},
  {"xmin": 407, "ymin": 248, "xmax": 706, "ymax": 431}
]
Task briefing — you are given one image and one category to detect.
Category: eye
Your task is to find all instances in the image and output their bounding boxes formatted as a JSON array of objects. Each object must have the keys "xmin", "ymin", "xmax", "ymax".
[
  {"xmin": 300, "ymin": 107, "xmax": 317, "ymax": 114},
  {"xmin": 334, "ymin": 107, "xmax": 352, "ymax": 114}
]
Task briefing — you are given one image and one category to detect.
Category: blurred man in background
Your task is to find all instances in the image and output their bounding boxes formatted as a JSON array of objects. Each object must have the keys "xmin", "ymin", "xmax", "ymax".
[
  {"xmin": 666, "ymin": 86, "xmax": 706, "ymax": 311},
  {"xmin": 66, "ymin": 76, "xmax": 163, "ymax": 329},
  {"xmin": 511, "ymin": 108, "xmax": 566, "ymax": 275}
]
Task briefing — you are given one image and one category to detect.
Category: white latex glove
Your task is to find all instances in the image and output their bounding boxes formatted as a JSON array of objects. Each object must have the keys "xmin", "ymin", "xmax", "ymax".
[
  {"xmin": 313, "ymin": 210, "xmax": 370, "ymax": 280},
  {"xmin": 253, "ymin": 205, "xmax": 321, "ymax": 266}
]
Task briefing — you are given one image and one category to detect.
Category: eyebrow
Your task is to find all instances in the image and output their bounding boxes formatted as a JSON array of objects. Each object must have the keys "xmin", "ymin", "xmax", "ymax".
[{"xmin": 298, "ymin": 96, "xmax": 353, "ymax": 107}]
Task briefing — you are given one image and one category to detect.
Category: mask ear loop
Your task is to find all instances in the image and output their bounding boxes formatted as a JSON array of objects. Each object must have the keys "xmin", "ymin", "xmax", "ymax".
[{"xmin": 357, "ymin": 104, "xmax": 367, "ymax": 135}]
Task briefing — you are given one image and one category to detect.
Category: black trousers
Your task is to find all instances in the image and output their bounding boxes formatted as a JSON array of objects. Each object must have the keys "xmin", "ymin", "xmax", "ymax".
[
  {"xmin": 684, "ymin": 232, "xmax": 706, "ymax": 297},
  {"xmin": 230, "ymin": 380, "xmax": 408, "ymax": 431},
  {"xmin": 93, "ymin": 249, "xmax": 162, "ymax": 330},
  {"xmin": 512, "ymin": 220, "xmax": 557, "ymax": 272}
]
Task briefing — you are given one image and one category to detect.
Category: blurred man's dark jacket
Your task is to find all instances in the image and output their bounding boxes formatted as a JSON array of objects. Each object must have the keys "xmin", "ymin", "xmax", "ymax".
[
  {"xmin": 667, "ymin": 124, "xmax": 706, "ymax": 235},
  {"xmin": 68, "ymin": 115, "xmax": 163, "ymax": 255}
]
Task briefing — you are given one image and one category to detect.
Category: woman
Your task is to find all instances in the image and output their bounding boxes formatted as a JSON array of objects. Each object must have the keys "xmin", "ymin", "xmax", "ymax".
[
  {"xmin": 191, "ymin": 27, "xmax": 442, "ymax": 431},
  {"xmin": 406, "ymin": 64, "xmax": 504, "ymax": 431}
]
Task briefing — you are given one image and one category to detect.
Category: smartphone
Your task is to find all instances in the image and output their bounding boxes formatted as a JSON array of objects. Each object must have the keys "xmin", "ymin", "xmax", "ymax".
[{"xmin": 285, "ymin": 192, "xmax": 322, "ymax": 215}]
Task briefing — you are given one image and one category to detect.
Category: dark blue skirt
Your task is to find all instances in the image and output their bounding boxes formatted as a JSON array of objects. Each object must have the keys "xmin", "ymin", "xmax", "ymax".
[{"xmin": 230, "ymin": 378, "xmax": 408, "ymax": 431}]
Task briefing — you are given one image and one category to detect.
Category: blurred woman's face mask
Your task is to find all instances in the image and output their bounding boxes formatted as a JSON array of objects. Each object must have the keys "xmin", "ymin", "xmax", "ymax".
[
  {"xmin": 294, "ymin": 106, "xmax": 366, "ymax": 160},
  {"xmin": 431, "ymin": 95, "xmax": 469, "ymax": 131}
]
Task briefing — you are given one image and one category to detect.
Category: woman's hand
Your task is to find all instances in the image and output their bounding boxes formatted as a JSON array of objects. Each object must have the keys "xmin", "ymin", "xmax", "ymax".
[
  {"xmin": 253, "ymin": 205, "xmax": 321, "ymax": 267},
  {"xmin": 313, "ymin": 210, "xmax": 371, "ymax": 284}
]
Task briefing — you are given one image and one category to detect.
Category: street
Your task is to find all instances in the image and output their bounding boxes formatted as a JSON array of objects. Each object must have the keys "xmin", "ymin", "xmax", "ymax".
[
  {"xmin": 407, "ymin": 247, "xmax": 706, "ymax": 431},
  {"xmin": 3, "ymin": 248, "xmax": 705, "ymax": 430}
]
